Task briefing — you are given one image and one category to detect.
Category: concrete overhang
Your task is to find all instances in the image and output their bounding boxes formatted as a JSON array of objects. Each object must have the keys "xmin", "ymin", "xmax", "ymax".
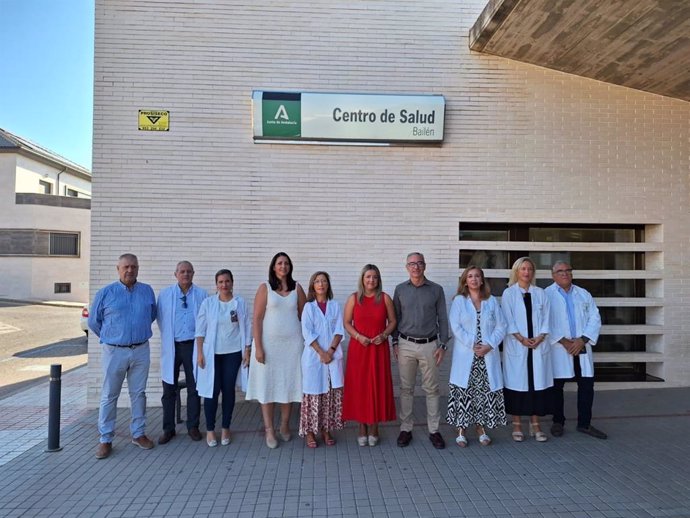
[{"xmin": 470, "ymin": 0, "xmax": 690, "ymax": 102}]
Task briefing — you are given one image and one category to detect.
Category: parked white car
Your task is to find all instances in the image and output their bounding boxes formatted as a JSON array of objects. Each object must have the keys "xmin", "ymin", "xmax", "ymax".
[{"xmin": 80, "ymin": 305, "xmax": 89, "ymax": 336}]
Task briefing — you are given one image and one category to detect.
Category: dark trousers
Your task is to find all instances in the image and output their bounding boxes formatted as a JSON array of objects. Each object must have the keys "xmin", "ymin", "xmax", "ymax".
[
  {"xmin": 161, "ymin": 340, "xmax": 200, "ymax": 432},
  {"xmin": 552, "ymin": 355, "xmax": 594, "ymax": 428},
  {"xmin": 204, "ymin": 351, "xmax": 242, "ymax": 430}
]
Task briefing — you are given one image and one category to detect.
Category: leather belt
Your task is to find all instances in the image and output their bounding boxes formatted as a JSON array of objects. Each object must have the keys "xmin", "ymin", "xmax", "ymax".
[
  {"xmin": 109, "ymin": 341, "xmax": 147, "ymax": 349},
  {"xmin": 399, "ymin": 333, "xmax": 437, "ymax": 344}
]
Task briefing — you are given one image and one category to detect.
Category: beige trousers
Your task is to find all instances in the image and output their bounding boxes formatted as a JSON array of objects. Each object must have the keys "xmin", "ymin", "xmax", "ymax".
[{"xmin": 397, "ymin": 337, "xmax": 440, "ymax": 433}]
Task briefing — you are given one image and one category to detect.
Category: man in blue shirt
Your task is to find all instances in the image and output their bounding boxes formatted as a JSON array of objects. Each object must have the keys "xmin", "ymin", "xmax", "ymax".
[
  {"xmin": 156, "ymin": 261, "xmax": 207, "ymax": 444},
  {"xmin": 89, "ymin": 253, "xmax": 157, "ymax": 459}
]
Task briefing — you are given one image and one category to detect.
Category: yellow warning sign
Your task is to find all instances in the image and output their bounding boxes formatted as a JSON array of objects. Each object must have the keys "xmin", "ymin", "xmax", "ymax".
[{"xmin": 138, "ymin": 110, "xmax": 169, "ymax": 131}]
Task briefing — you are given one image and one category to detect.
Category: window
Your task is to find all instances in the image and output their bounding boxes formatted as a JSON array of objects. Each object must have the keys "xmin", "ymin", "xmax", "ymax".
[
  {"xmin": 39, "ymin": 180, "xmax": 52, "ymax": 194},
  {"xmin": 65, "ymin": 187, "xmax": 79, "ymax": 197},
  {"xmin": 459, "ymin": 222, "xmax": 662, "ymax": 382},
  {"xmin": 49, "ymin": 233, "xmax": 79, "ymax": 256},
  {"xmin": 0, "ymin": 230, "xmax": 80, "ymax": 257},
  {"xmin": 54, "ymin": 283, "xmax": 71, "ymax": 294}
]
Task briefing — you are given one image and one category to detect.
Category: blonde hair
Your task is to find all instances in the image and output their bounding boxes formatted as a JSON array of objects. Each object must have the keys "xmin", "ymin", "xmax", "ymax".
[
  {"xmin": 508, "ymin": 257, "xmax": 537, "ymax": 286},
  {"xmin": 356, "ymin": 264, "xmax": 382, "ymax": 303}
]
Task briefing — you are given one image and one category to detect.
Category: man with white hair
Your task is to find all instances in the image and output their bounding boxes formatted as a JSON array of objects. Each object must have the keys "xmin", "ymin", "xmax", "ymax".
[
  {"xmin": 545, "ymin": 261, "xmax": 606, "ymax": 439},
  {"xmin": 156, "ymin": 260, "xmax": 207, "ymax": 444},
  {"xmin": 89, "ymin": 253, "xmax": 157, "ymax": 459}
]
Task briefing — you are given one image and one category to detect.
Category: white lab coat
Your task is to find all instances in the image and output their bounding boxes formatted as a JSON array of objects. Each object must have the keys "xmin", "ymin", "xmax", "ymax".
[
  {"xmin": 448, "ymin": 295, "xmax": 506, "ymax": 391},
  {"xmin": 301, "ymin": 300, "xmax": 344, "ymax": 395},
  {"xmin": 501, "ymin": 284, "xmax": 553, "ymax": 391},
  {"xmin": 156, "ymin": 283, "xmax": 208, "ymax": 385},
  {"xmin": 193, "ymin": 294, "xmax": 251, "ymax": 398},
  {"xmin": 545, "ymin": 283, "xmax": 601, "ymax": 378}
]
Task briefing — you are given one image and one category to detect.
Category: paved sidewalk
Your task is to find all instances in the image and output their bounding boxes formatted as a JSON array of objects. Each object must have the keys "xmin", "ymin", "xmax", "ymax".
[{"xmin": 0, "ymin": 369, "xmax": 689, "ymax": 517}]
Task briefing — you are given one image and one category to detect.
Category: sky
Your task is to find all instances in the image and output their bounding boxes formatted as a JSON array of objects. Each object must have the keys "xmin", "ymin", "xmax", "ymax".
[{"xmin": 0, "ymin": 0, "xmax": 94, "ymax": 169}]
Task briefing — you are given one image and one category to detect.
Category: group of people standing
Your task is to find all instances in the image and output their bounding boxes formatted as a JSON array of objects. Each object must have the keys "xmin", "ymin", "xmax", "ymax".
[
  {"xmin": 88, "ymin": 251, "xmax": 605, "ymax": 460},
  {"xmin": 447, "ymin": 256, "xmax": 606, "ymax": 449}
]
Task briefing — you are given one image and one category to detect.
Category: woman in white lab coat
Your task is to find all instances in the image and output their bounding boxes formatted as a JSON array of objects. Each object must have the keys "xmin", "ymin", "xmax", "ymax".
[
  {"xmin": 299, "ymin": 271, "xmax": 345, "ymax": 448},
  {"xmin": 447, "ymin": 266, "xmax": 507, "ymax": 447},
  {"xmin": 194, "ymin": 269, "xmax": 251, "ymax": 447},
  {"xmin": 501, "ymin": 257, "xmax": 554, "ymax": 442}
]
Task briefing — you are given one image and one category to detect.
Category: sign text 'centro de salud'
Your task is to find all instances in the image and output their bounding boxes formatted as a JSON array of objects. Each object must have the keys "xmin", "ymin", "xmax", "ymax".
[{"xmin": 252, "ymin": 91, "xmax": 445, "ymax": 144}]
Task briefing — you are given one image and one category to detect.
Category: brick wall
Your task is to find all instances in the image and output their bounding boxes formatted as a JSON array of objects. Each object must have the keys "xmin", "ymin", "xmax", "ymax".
[{"xmin": 90, "ymin": 0, "xmax": 690, "ymax": 407}]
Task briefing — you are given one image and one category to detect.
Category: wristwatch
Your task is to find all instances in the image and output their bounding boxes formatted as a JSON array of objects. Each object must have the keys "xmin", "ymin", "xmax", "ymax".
[{"xmin": 437, "ymin": 342, "xmax": 447, "ymax": 351}]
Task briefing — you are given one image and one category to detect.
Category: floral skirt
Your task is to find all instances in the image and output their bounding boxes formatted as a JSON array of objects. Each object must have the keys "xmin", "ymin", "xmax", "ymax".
[
  {"xmin": 299, "ymin": 387, "xmax": 344, "ymax": 436},
  {"xmin": 447, "ymin": 356, "xmax": 507, "ymax": 429}
]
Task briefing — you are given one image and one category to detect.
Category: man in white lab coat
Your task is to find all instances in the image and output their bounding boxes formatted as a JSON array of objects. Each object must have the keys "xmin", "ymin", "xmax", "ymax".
[
  {"xmin": 545, "ymin": 261, "xmax": 606, "ymax": 439},
  {"xmin": 156, "ymin": 261, "xmax": 207, "ymax": 444}
]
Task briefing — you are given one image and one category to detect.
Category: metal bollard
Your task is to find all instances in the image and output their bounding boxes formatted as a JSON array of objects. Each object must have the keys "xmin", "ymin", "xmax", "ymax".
[{"xmin": 45, "ymin": 364, "xmax": 63, "ymax": 452}]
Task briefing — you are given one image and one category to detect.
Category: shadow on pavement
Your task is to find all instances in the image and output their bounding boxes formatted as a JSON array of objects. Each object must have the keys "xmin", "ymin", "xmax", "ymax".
[{"xmin": 13, "ymin": 336, "xmax": 87, "ymax": 358}]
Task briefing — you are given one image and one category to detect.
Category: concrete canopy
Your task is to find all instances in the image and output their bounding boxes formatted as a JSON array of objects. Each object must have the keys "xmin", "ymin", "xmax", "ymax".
[{"xmin": 469, "ymin": 0, "xmax": 690, "ymax": 102}]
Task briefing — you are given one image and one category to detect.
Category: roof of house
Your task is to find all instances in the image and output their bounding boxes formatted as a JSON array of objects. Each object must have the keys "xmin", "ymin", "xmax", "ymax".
[{"xmin": 0, "ymin": 128, "xmax": 91, "ymax": 180}]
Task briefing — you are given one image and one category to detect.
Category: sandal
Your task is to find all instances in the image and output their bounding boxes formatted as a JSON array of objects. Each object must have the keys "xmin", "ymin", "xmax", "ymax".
[
  {"xmin": 305, "ymin": 433, "xmax": 318, "ymax": 448},
  {"xmin": 368, "ymin": 435, "xmax": 379, "ymax": 447},
  {"xmin": 322, "ymin": 431, "xmax": 336, "ymax": 446},
  {"xmin": 455, "ymin": 434, "xmax": 468, "ymax": 448},
  {"xmin": 529, "ymin": 422, "xmax": 548, "ymax": 442},
  {"xmin": 357, "ymin": 436, "xmax": 368, "ymax": 447},
  {"xmin": 512, "ymin": 422, "xmax": 524, "ymax": 442},
  {"xmin": 476, "ymin": 426, "xmax": 491, "ymax": 446}
]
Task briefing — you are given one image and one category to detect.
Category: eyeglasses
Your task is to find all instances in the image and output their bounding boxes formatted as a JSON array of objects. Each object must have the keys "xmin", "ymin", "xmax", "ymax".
[
  {"xmin": 554, "ymin": 269, "xmax": 573, "ymax": 276},
  {"xmin": 406, "ymin": 261, "xmax": 426, "ymax": 268},
  {"xmin": 181, "ymin": 295, "xmax": 188, "ymax": 309}
]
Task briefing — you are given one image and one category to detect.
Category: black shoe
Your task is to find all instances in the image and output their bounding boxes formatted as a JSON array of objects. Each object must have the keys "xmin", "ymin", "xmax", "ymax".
[
  {"xmin": 429, "ymin": 432, "xmax": 445, "ymax": 450},
  {"xmin": 576, "ymin": 425, "xmax": 607, "ymax": 440},
  {"xmin": 397, "ymin": 431, "xmax": 412, "ymax": 447},
  {"xmin": 158, "ymin": 430, "xmax": 175, "ymax": 445},
  {"xmin": 550, "ymin": 423, "xmax": 564, "ymax": 437},
  {"xmin": 188, "ymin": 427, "xmax": 202, "ymax": 441}
]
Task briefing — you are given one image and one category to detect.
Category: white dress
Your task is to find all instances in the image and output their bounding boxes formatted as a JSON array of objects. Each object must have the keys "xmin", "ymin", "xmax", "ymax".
[{"xmin": 246, "ymin": 283, "xmax": 303, "ymax": 404}]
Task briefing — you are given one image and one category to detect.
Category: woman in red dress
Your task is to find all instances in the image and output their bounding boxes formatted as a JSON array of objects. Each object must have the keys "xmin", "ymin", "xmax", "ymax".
[{"xmin": 342, "ymin": 264, "xmax": 397, "ymax": 446}]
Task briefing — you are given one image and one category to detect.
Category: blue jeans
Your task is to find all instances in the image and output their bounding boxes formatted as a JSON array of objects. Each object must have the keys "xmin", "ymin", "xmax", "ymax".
[
  {"xmin": 99, "ymin": 342, "xmax": 150, "ymax": 443},
  {"xmin": 204, "ymin": 351, "xmax": 242, "ymax": 430}
]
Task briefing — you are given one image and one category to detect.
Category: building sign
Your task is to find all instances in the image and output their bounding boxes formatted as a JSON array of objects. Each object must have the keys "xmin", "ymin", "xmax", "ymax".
[
  {"xmin": 252, "ymin": 91, "xmax": 444, "ymax": 143},
  {"xmin": 138, "ymin": 110, "xmax": 170, "ymax": 131}
]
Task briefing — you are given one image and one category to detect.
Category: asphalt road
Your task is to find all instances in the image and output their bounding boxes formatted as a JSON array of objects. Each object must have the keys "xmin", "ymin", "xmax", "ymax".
[{"xmin": 0, "ymin": 300, "xmax": 87, "ymax": 400}]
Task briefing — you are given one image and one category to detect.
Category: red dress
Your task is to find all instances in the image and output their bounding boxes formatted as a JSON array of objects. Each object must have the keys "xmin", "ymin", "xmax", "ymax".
[{"xmin": 342, "ymin": 294, "xmax": 397, "ymax": 423}]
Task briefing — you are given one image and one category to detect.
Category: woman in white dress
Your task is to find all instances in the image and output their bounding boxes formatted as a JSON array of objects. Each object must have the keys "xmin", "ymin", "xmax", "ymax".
[
  {"xmin": 299, "ymin": 271, "xmax": 345, "ymax": 448},
  {"xmin": 246, "ymin": 252, "xmax": 306, "ymax": 449},
  {"xmin": 194, "ymin": 269, "xmax": 251, "ymax": 447},
  {"xmin": 447, "ymin": 266, "xmax": 507, "ymax": 447},
  {"xmin": 501, "ymin": 257, "xmax": 554, "ymax": 442}
]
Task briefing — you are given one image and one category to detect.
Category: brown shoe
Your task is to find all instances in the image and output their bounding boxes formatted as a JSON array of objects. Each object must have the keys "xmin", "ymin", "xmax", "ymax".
[
  {"xmin": 95, "ymin": 442, "xmax": 112, "ymax": 459},
  {"xmin": 188, "ymin": 427, "xmax": 202, "ymax": 441},
  {"xmin": 158, "ymin": 430, "xmax": 175, "ymax": 445},
  {"xmin": 132, "ymin": 435, "xmax": 155, "ymax": 449}
]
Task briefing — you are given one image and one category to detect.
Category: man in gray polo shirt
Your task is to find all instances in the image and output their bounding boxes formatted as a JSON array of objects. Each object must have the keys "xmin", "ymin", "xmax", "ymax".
[{"xmin": 392, "ymin": 252, "xmax": 449, "ymax": 449}]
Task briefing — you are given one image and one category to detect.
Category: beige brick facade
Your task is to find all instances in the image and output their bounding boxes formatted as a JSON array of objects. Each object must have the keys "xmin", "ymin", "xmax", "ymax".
[{"xmin": 90, "ymin": 0, "xmax": 690, "ymax": 406}]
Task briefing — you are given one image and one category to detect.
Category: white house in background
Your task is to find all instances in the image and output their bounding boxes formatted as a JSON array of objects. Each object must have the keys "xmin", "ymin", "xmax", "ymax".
[{"xmin": 0, "ymin": 128, "xmax": 91, "ymax": 303}]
